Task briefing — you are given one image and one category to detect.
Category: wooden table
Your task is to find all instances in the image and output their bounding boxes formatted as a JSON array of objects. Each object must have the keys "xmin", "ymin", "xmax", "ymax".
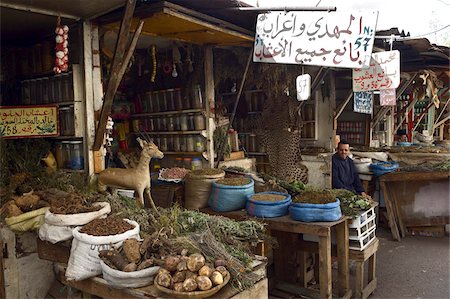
[
  {"xmin": 55, "ymin": 259, "xmax": 267, "ymax": 299},
  {"xmin": 379, "ymin": 170, "xmax": 450, "ymax": 241},
  {"xmin": 202, "ymin": 208, "xmax": 352, "ymax": 299}
]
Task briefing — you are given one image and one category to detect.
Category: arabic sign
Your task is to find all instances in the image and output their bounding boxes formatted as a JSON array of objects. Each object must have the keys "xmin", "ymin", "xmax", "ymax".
[
  {"xmin": 380, "ymin": 88, "xmax": 396, "ymax": 106},
  {"xmin": 352, "ymin": 50, "xmax": 400, "ymax": 92},
  {"xmin": 253, "ymin": 10, "xmax": 378, "ymax": 68},
  {"xmin": 0, "ymin": 105, "xmax": 59, "ymax": 138},
  {"xmin": 354, "ymin": 91, "xmax": 373, "ymax": 114},
  {"xmin": 296, "ymin": 74, "xmax": 311, "ymax": 101}
]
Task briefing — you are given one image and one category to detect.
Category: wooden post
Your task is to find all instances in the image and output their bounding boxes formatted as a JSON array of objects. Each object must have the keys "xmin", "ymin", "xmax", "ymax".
[
  {"xmin": 319, "ymin": 232, "xmax": 332, "ymax": 299},
  {"xmin": 82, "ymin": 22, "xmax": 96, "ymax": 177},
  {"xmin": 204, "ymin": 45, "xmax": 215, "ymax": 167},
  {"xmin": 380, "ymin": 181, "xmax": 401, "ymax": 241},
  {"xmin": 336, "ymin": 219, "xmax": 350, "ymax": 297},
  {"xmin": 93, "ymin": 0, "xmax": 137, "ymax": 150}
]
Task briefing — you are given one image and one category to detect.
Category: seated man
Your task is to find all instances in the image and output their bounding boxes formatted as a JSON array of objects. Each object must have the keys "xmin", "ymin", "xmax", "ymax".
[{"xmin": 332, "ymin": 140, "xmax": 367, "ymax": 196}]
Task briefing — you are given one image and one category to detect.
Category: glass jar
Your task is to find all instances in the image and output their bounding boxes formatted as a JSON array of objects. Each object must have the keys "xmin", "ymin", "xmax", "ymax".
[
  {"xmin": 154, "ymin": 117, "xmax": 161, "ymax": 131},
  {"xmin": 159, "ymin": 91, "xmax": 167, "ymax": 111},
  {"xmin": 54, "ymin": 142, "xmax": 64, "ymax": 169},
  {"xmin": 179, "ymin": 136, "xmax": 187, "ymax": 152},
  {"xmin": 147, "ymin": 118, "xmax": 154, "ymax": 131},
  {"xmin": 160, "ymin": 136, "xmax": 168, "ymax": 151},
  {"xmin": 132, "ymin": 119, "xmax": 140, "ymax": 132},
  {"xmin": 153, "ymin": 91, "xmax": 160, "ymax": 112},
  {"xmin": 187, "ymin": 113, "xmax": 195, "ymax": 131},
  {"xmin": 153, "ymin": 136, "xmax": 161, "ymax": 148},
  {"xmin": 41, "ymin": 77, "xmax": 49, "ymax": 104},
  {"xmin": 186, "ymin": 135, "xmax": 195, "ymax": 152},
  {"xmin": 167, "ymin": 135, "xmax": 173, "ymax": 151},
  {"xmin": 173, "ymin": 135, "xmax": 181, "ymax": 152},
  {"xmin": 173, "ymin": 115, "xmax": 181, "ymax": 131},
  {"xmin": 59, "ymin": 106, "xmax": 75, "ymax": 136},
  {"xmin": 248, "ymin": 134, "xmax": 257, "ymax": 152},
  {"xmin": 166, "ymin": 89, "xmax": 175, "ymax": 111},
  {"xmin": 191, "ymin": 85, "xmax": 203, "ymax": 109},
  {"xmin": 194, "ymin": 114, "xmax": 206, "ymax": 130},
  {"xmin": 47, "ymin": 77, "xmax": 55, "ymax": 103},
  {"xmin": 179, "ymin": 114, "xmax": 188, "ymax": 131},
  {"xmin": 69, "ymin": 141, "xmax": 84, "ymax": 170},
  {"xmin": 34, "ymin": 78, "xmax": 42, "ymax": 105},
  {"xmin": 167, "ymin": 116, "xmax": 175, "ymax": 131},
  {"xmin": 191, "ymin": 157, "xmax": 203, "ymax": 170},
  {"xmin": 62, "ymin": 141, "xmax": 71, "ymax": 169},
  {"xmin": 174, "ymin": 88, "xmax": 183, "ymax": 110},
  {"xmin": 194, "ymin": 136, "xmax": 205, "ymax": 152},
  {"xmin": 183, "ymin": 157, "xmax": 192, "ymax": 170},
  {"xmin": 21, "ymin": 80, "xmax": 31, "ymax": 105},
  {"xmin": 160, "ymin": 117, "xmax": 167, "ymax": 131},
  {"xmin": 52, "ymin": 76, "xmax": 61, "ymax": 103},
  {"xmin": 67, "ymin": 72, "xmax": 74, "ymax": 101}
]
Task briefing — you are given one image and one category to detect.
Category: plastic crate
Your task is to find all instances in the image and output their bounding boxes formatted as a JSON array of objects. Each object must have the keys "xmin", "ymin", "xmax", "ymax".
[
  {"xmin": 349, "ymin": 226, "xmax": 376, "ymax": 251},
  {"xmin": 348, "ymin": 207, "xmax": 376, "ymax": 228},
  {"xmin": 349, "ymin": 215, "xmax": 376, "ymax": 239}
]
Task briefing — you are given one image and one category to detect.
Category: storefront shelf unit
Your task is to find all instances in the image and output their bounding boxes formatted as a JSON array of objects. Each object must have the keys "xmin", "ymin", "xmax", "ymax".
[{"xmin": 132, "ymin": 108, "xmax": 204, "ymax": 117}]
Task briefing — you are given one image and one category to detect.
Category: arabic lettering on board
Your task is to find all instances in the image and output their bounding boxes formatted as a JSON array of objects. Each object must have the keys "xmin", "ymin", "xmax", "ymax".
[
  {"xmin": 352, "ymin": 50, "xmax": 400, "ymax": 92},
  {"xmin": 354, "ymin": 91, "xmax": 373, "ymax": 114},
  {"xmin": 380, "ymin": 89, "xmax": 396, "ymax": 106},
  {"xmin": 0, "ymin": 105, "xmax": 59, "ymax": 138},
  {"xmin": 253, "ymin": 10, "xmax": 378, "ymax": 68}
]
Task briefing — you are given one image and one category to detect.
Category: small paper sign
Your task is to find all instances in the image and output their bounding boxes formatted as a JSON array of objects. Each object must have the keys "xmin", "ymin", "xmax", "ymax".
[
  {"xmin": 380, "ymin": 89, "xmax": 396, "ymax": 106},
  {"xmin": 296, "ymin": 74, "xmax": 311, "ymax": 101},
  {"xmin": 354, "ymin": 91, "xmax": 373, "ymax": 114},
  {"xmin": 0, "ymin": 105, "xmax": 59, "ymax": 138}
]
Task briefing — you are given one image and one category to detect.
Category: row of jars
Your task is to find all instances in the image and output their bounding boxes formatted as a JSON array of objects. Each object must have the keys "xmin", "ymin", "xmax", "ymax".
[
  {"xmin": 54, "ymin": 141, "xmax": 84, "ymax": 170},
  {"xmin": 21, "ymin": 72, "xmax": 74, "ymax": 105},
  {"xmin": 137, "ymin": 86, "xmax": 203, "ymax": 113},
  {"xmin": 59, "ymin": 105, "xmax": 75, "ymax": 136},
  {"xmin": 132, "ymin": 113, "xmax": 206, "ymax": 132},
  {"xmin": 153, "ymin": 135, "xmax": 205, "ymax": 152}
]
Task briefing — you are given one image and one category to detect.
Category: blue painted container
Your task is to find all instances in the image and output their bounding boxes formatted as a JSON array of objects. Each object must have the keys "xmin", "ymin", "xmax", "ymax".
[
  {"xmin": 289, "ymin": 199, "xmax": 342, "ymax": 222},
  {"xmin": 246, "ymin": 192, "xmax": 291, "ymax": 218},
  {"xmin": 369, "ymin": 161, "xmax": 399, "ymax": 176},
  {"xmin": 208, "ymin": 179, "xmax": 254, "ymax": 212}
]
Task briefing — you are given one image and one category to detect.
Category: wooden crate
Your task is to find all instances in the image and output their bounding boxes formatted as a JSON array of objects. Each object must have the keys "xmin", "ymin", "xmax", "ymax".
[{"xmin": 37, "ymin": 238, "xmax": 71, "ymax": 264}]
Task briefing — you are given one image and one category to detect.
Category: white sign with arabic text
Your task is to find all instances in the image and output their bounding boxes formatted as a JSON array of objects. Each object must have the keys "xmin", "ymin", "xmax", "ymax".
[
  {"xmin": 253, "ymin": 11, "xmax": 379, "ymax": 68},
  {"xmin": 352, "ymin": 50, "xmax": 400, "ymax": 92}
]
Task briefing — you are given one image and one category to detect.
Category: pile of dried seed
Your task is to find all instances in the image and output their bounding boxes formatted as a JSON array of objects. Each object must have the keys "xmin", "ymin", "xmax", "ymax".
[
  {"xmin": 250, "ymin": 193, "xmax": 286, "ymax": 202},
  {"xmin": 80, "ymin": 217, "xmax": 135, "ymax": 236},
  {"xmin": 216, "ymin": 177, "xmax": 251, "ymax": 186}
]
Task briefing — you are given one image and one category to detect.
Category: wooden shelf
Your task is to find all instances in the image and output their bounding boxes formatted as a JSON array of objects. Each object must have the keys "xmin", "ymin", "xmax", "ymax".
[
  {"xmin": 132, "ymin": 108, "xmax": 204, "ymax": 117},
  {"xmin": 247, "ymin": 152, "xmax": 267, "ymax": 156},
  {"xmin": 163, "ymin": 151, "xmax": 204, "ymax": 155},
  {"xmin": 131, "ymin": 130, "xmax": 205, "ymax": 135},
  {"xmin": 47, "ymin": 136, "xmax": 83, "ymax": 140}
]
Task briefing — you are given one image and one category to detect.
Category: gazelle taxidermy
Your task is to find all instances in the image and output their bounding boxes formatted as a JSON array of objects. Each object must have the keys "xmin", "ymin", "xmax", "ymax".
[{"xmin": 98, "ymin": 137, "xmax": 164, "ymax": 212}]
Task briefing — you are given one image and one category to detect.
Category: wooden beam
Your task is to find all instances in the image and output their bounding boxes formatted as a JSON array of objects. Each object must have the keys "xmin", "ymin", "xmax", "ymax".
[
  {"xmin": 433, "ymin": 112, "xmax": 450, "ymax": 129},
  {"xmin": 335, "ymin": 91, "xmax": 353, "ymax": 121},
  {"xmin": 204, "ymin": 45, "xmax": 215, "ymax": 168},
  {"xmin": 93, "ymin": 0, "xmax": 137, "ymax": 150},
  {"xmin": 215, "ymin": 48, "xmax": 253, "ymax": 167}
]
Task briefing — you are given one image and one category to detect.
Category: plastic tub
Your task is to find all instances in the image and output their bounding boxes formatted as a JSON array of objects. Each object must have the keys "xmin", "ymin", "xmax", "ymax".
[
  {"xmin": 246, "ymin": 192, "xmax": 291, "ymax": 218},
  {"xmin": 289, "ymin": 199, "xmax": 342, "ymax": 222},
  {"xmin": 209, "ymin": 178, "xmax": 254, "ymax": 212}
]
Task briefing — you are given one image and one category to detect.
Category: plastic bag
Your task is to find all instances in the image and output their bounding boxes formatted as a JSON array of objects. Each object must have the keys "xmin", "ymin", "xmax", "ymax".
[{"xmin": 5, "ymin": 207, "xmax": 49, "ymax": 232}]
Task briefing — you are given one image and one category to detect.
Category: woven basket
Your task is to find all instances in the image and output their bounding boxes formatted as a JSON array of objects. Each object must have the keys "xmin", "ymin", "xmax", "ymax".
[{"xmin": 154, "ymin": 273, "xmax": 230, "ymax": 299}]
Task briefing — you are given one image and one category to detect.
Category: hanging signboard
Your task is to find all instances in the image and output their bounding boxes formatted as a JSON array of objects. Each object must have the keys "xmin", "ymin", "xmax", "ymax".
[
  {"xmin": 352, "ymin": 50, "xmax": 400, "ymax": 92},
  {"xmin": 253, "ymin": 10, "xmax": 378, "ymax": 68},
  {"xmin": 296, "ymin": 74, "xmax": 311, "ymax": 101},
  {"xmin": 0, "ymin": 105, "xmax": 59, "ymax": 139},
  {"xmin": 354, "ymin": 91, "xmax": 373, "ymax": 114},
  {"xmin": 380, "ymin": 88, "xmax": 396, "ymax": 106}
]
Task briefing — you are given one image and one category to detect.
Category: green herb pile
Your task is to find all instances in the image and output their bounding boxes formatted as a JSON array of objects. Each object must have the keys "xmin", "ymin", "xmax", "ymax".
[{"xmin": 331, "ymin": 189, "xmax": 373, "ymax": 217}]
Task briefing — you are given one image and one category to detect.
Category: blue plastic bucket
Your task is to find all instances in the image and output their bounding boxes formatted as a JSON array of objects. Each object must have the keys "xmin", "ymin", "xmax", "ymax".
[{"xmin": 246, "ymin": 192, "xmax": 291, "ymax": 218}]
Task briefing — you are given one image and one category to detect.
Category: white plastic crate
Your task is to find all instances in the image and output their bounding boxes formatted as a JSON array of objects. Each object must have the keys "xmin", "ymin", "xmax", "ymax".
[
  {"xmin": 349, "ymin": 215, "xmax": 376, "ymax": 240},
  {"xmin": 349, "ymin": 226, "xmax": 376, "ymax": 251},
  {"xmin": 348, "ymin": 207, "xmax": 376, "ymax": 228}
]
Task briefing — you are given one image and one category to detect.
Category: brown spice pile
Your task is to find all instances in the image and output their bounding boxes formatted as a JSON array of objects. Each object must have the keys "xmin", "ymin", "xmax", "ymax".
[
  {"xmin": 50, "ymin": 193, "xmax": 101, "ymax": 214},
  {"xmin": 251, "ymin": 193, "xmax": 286, "ymax": 202},
  {"xmin": 191, "ymin": 169, "xmax": 224, "ymax": 176},
  {"xmin": 80, "ymin": 217, "xmax": 135, "ymax": 236},
  {"xmin": 293, "ymin": 191, "xmax": 337, "ymax": 204},
  {"xmin": 216, "ymin": 177, "xmax": 251, "ymax": 186}
]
